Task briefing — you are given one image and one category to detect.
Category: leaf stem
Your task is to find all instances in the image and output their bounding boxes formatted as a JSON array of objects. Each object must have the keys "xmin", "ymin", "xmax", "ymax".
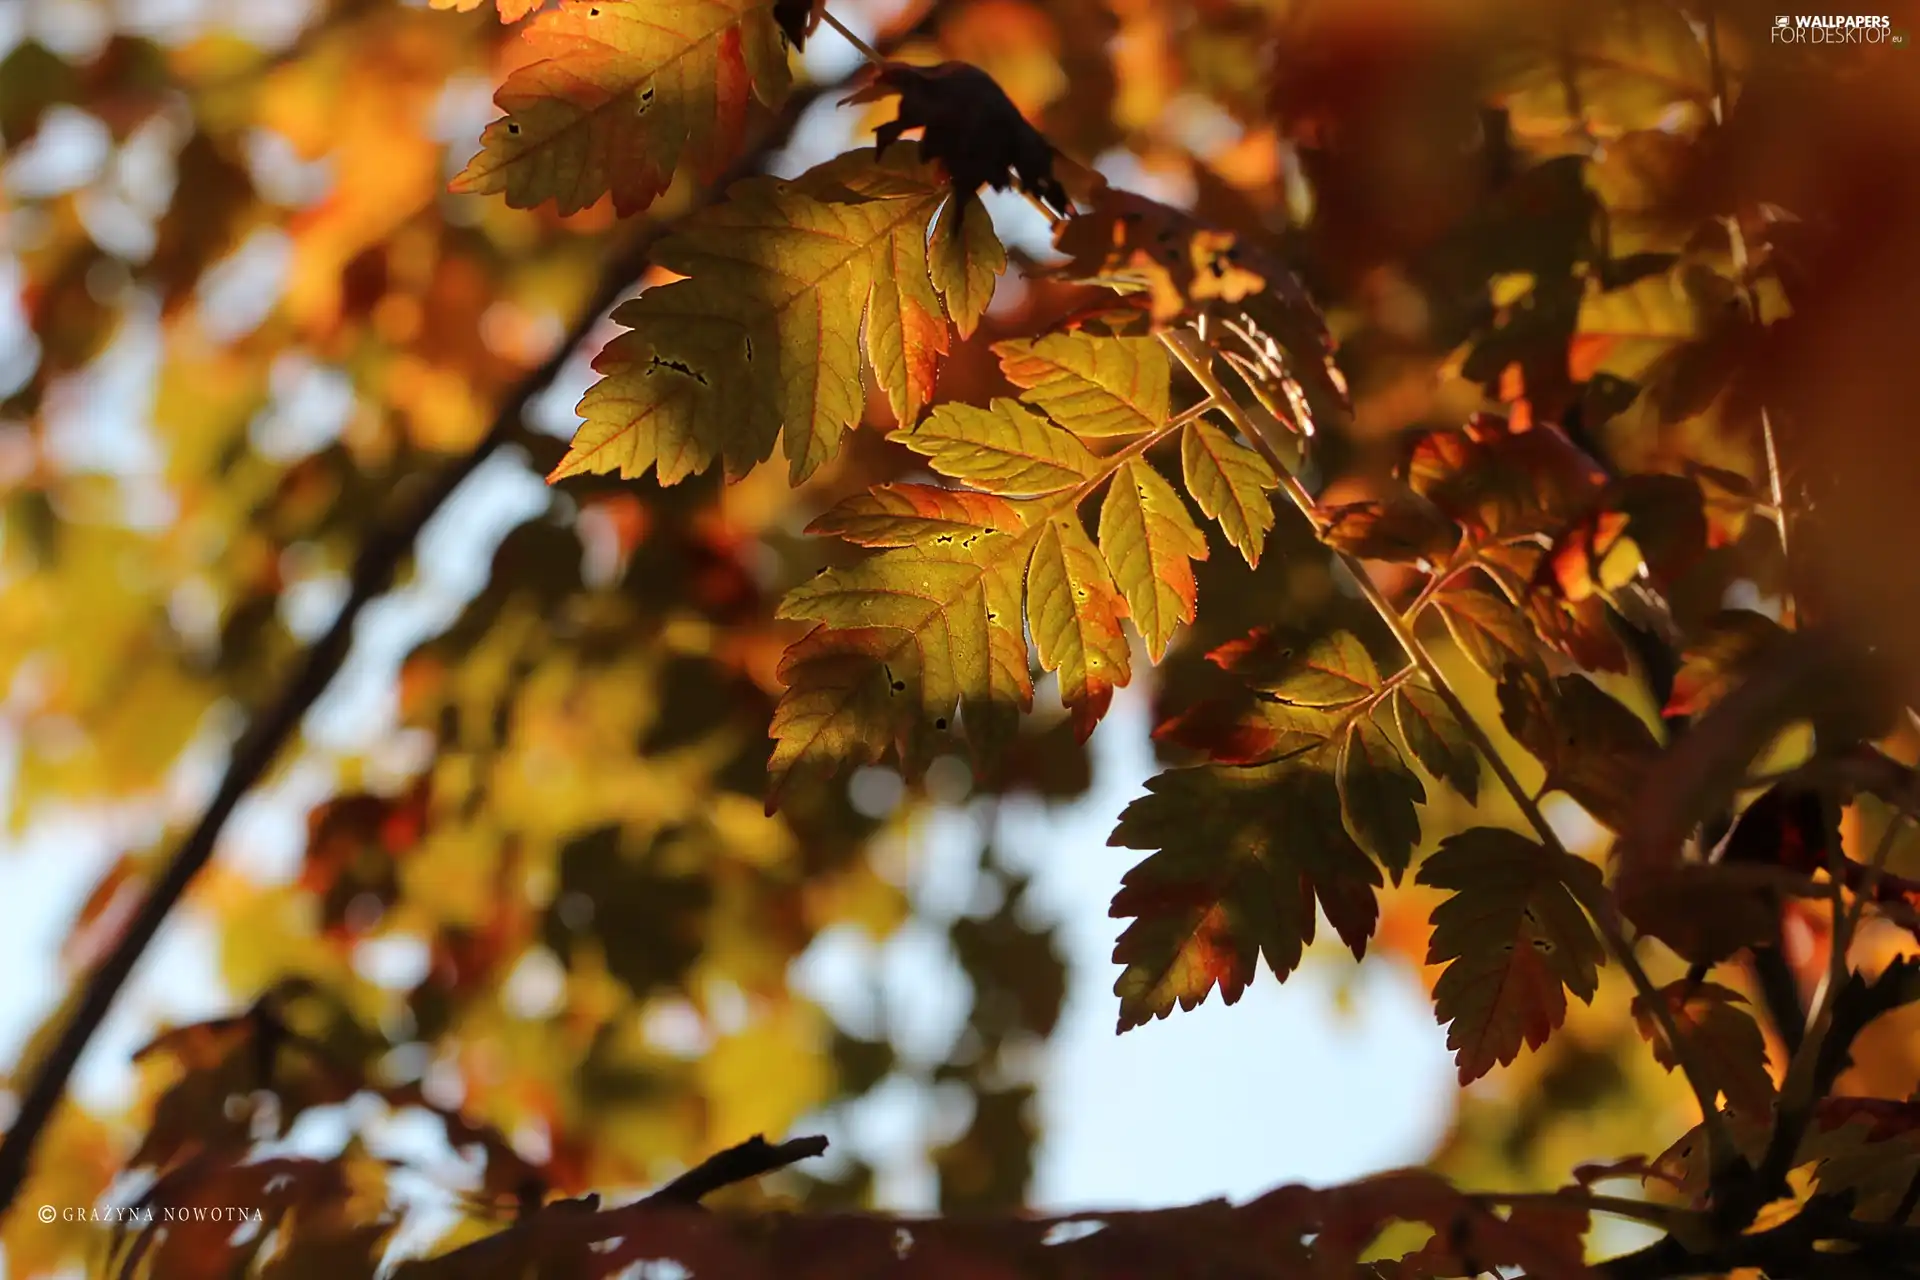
[{"xmin": 1158, "ymin": 325, "xmax": 1740, "ymax": 1186}]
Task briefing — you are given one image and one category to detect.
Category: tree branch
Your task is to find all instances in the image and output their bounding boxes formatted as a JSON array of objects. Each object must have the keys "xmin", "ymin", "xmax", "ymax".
[{"xmin": 0, "ymin": 85, "xmax": 830, "ymax": 1224}]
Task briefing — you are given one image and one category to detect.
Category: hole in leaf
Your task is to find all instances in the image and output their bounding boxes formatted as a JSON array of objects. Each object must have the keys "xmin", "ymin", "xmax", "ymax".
[
  {"xmin": 935, "ymin": 717, "xmax": 948, "ymax": 730},
  {"xmin": 507, "ymin": 123, "xmax": 520, "ymax": 135}
]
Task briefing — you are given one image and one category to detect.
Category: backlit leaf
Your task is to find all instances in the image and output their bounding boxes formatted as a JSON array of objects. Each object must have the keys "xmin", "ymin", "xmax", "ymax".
[
  {"xmin": 1339, "ymin": 716, "xmax": 1425, "ymax": 881},
  {"xmin": 1666, "ymin": 609, "xmax": 1792, "ymax": 720},
  {"xmin": 552, "ymin": 148, "xmax": 1004, "ymax": 485},
  {"xmin": 1434, "ymin": 583, "xmax": 1545, "ymax": 681},
  {"xmin": 1181, "ymin": 420, "xmax": 1278, "ymax": 566},
  {"xmin": 1210, "ymin": 628, "xmax": 1379, "ymax": 707},
  {"xmin": 1419, "ymin": 829, "xmax": 1606, "ymax": 1084},
  {"xmin": 1026, "ymin": 512, "xmax": 1131, "ymax": 740},
  {"xmin": 996, "ymin": 333, "xmax": 1171, "ymax": 438},
  {"xmin": 928, "ymin": 190, "xmax": 1006, "ymax": 340},
  {"xmin": 805, "ymin": 484, "xmax": 1024, "ymax": 548},
  {"xmin": 1318, "ymin": 491, "xmax": 1461, "ymax": 564},
  {"xmin": 1391, "ymin": 683, "xmax": 1481, "ymax": 805},
  {"xmin": 892, "ymin": 399, "xmax": 1099, "ymax": 495},
  {"xmin": 1108, "ymin": 763, "xmax": 1381, "ymax": 1031},
  {"xmin": 450, "ymin": 0, "xmax": 792, "ymax": 217},
  {"xmin": 1098, "ymin": 458, "xmax": 1207, "ymax": 661}
]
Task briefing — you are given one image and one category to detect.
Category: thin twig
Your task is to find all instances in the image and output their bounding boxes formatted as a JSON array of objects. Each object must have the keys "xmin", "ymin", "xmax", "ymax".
[
  {"xmin": 1157, "ymin": 326, "xmax": 1741, "ymax": 1183},
  {"xmin": 819, "ymin": 8, "xmax": 886, "ymax": 65},
  {"xmin": 643, "ymin": 1134, "xmax": 831, "ymax": 1205}
]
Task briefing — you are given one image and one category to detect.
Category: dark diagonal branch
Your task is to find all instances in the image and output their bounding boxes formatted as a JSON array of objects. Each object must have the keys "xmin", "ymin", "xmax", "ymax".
[
  {"xmin": 643, "ymin": 1134, "xmax": 832, "ymax": 1207},
  {"xmin": 0, "ymin": 80, "xmax": 840, "ymax": 1221}
]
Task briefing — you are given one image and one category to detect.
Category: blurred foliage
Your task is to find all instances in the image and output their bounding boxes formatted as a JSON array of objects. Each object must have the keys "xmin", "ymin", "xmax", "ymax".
[{"xmin": 6, "ymin": 0, "xmax": 1920, "ymax": 1276}]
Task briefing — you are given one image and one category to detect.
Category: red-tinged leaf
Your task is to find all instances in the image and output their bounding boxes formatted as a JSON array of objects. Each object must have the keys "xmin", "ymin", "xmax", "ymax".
[
  {"xmin": 995, "ymin": 332, "xmax": 1170, "ymax": 438},
  {"xmin": 1665, "ymin": 609, "xmax": 1793, "ymax": 719},
  {"xmin": 891, "ymin": 398, "xmax": 1099, "ymax": 495},
  {"xmin": 1498, "ymin": 669, "xmax": 1660, "ymax": 832},
  {"xmin": 1181, "ymin": 419, "xmax": 1278, "ymax": 566},
  {"xmin": 1340, "ymin": 716, "xmax": 1425, "ymax": 882},
  {"xmin": 450, "ymin": 0, "xmax": 791, "ymax": 217},
  {"xmin": 1404, "ymin": 413, "xmax": 1608, "ymax": 539},
  {"xmin": 1026, "ymin": 511, "xmax": 1131, "ymax": 739},
  {"xmin": 61, "ymin": 852, "xmax": 146, "ymax": 972},
  {"xmin": 843, "ymin": 61, "xmax": 1064, "ymax": 212},
  {"xmin": 1617, "ymin": 863, "xmax": 1782, "ymax": 967},
  {"xmin": 1418, "ymin": 828, "xmax": 1606, "ymax": 1084},
  {"xmin": 1433, "ymin": 584, "xmax": 1544, "ymax": 681},
  {"xmin": 1630, "ymin": 981, "xmax": 1775, "ymax": 1119},
  {"xmin": 805, "ymin": 484, "xmax": 1025, "ymax": 547},
  {"xmin": 1391, "ymin": 682, "xmax": 1481, "ymax": 804},
  {"xmin": 1098, "ymin": 458, "xmax": 1206, "ymax": 661},
  {"xmin": 1209, "ymin": 628, "xmax": 1380, "ymax": 706},
  {"xmin": 1572, "ymin": 1155, "xmax": 1686, "ymax": 1192},
  {"xmin": 1318, "ymin": 490, "xmax": 1461, "ymax": 564},
  {"xmin": 1152, "ymin": 697, "xmax": 1342, "ymax": 767},
  {"xmin": 1108, "ymin": 763, "xmax": 1380, "ymax": 1031}
]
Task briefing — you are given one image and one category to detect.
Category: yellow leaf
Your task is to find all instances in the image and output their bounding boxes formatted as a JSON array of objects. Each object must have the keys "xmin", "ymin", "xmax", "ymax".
[
  {"xmin": 1027, "ymin": 511, "xmax": 1131, "ymax": 739},
  {"xmin": 995, "ymin": 332, "xmax": 1170, "ymax": 437},
  {"xmin": 1180, "ymin": 419, "xmax": 1277, "ymax": 566},
  {"xmin": 451, "ymin": 0, "xmax": 792, "ymax": 217},
  {"xmin": 891, "ymin": 399, "xmax": 1099, "ymax": 495},
  {"xmin": 1097, "ymin": 457, "xmax": 1205, "ymax": 661}
]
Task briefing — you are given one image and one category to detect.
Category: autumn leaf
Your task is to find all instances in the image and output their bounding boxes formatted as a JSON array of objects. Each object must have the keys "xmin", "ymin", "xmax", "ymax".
[
  {"xmin": 1631, "ymin": 981, "xmax": 1775, "ymax": 1119},
  {"xmin": 1405, "ymin": 413, "xmax": 1608, "ymax": 540},
  {"xmin": 1390, "ymin": 681, "xmax": 1481, "ymax": 804},
  {"xmin": 1419, "ymin": 828, "xmax": 1607, "ymax": 1084},
  {"xmin": 1108, "ymin": 763, "xmax": 1381, "ymax": 1031},
  {"xmin": 1318, "ymin": 490, "xmax": 1460, "ymax": 564},
  {"xmin": 844, "ymin": 61, "xmax": 1067, "ymax": 213},
  {"xmin": 450, "ymin": 0, "xmax": 792, "ymax": 217},
  {"xmin": 995, "ymin": 332, "xmax": 1171, "ymax": 438},
  {"xmin": 1181, "ymin": 420, "xmax": 1278, "ymax": 566},
  {"xmin": 1153, "ymin": 695, "xmax": 1343, "ymax": 767},
  {"xmin": 891, "ymin": 399, "xmax": 1099, "ymax": 495},
  {"xmin": 1098, "ymin": 458, "xmax": 1207, "ymax": 661},
  {"xmin": 1027, "ymin": 511, "xmax": 1131, "ymax": 740},
  {"xmin": 805, "ymin": 484, "xmax": 1025, "ymax": 548},
  {"xmin": 1498, "ymin": 668, "xmax": 1661, "ymax": 832},
  {"xmin": 551, "ymin": 147, "xmax": 1004, "ymax": 486},
  {"xmin": 1433, "ymin": 582, "xmax": 1546, "ymax": 681},
  {"xmin": 1208, "ymin": 628, "xmax": 1380, "ymax": 706},
  {"xmin": 1665, "ymin": 609, "xmax": 1792, "ymax": 720},
  {"xmin": 430, "ymin": 0, "xmax": 545, "ymax": 21},
  {"xmin": 1340, "ymin": 714, "xmax": 1425, "ymax": 882}
]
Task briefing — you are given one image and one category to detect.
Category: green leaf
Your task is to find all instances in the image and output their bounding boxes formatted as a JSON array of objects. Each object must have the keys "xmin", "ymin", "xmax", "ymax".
[
  {"xmin": 1210, "ymin": 629, "xmax": 1380, "ymax": 707},
  {"xmin": 995, "ymin": 332, "xmax": 1170, "ymax": 438},
  {"xmin": 1098, "ymin": 458, "xmax": 1207, "ymax": 661},
  {"xmin": 1153, "ymin": 697, "xmax": 1343, "ymax": 767},
  {"xmin": 1026, "ymin": 512, "xmax": 1132, "ymax": 740},
  {"xmin": 1339, "ymin": 716, "xmax": 1425, "ymax": 882},
  {"xmin": 805, "ymin": 484, "xmax": 1024, "ymax": 547},
  {"xmin": 1418, "ymin": 828, "xmax": 1607, "ymax": 1084},
  {"xmin": 552, "ymin": 147, "xmax": 1003, "ymax": 486},
  {"xmin": 928, "ymin": 191, "xmax": 1005, "ymax": 340},
  {"xmin": 1498, "ymin": 669, "xmax": 1661, "ymax": 832},
  {"xmin": 891, "ymin": 399, "xmax": 1099, "ymax": 495},
  {"xmin": 1390, "ymin": 682, "xmax": 1481, "ymax": 804},
  {"xmin": 1108, "ymin": 763, "xmax": 1381, "ymax": 1032},
  {"xmin": 1181, "ymin": 419, "xmax": 1276, "ymax": 566}
]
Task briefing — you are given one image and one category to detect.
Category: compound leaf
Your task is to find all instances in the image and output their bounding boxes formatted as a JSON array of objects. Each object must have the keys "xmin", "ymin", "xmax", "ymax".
[
  {"xmin": 1340, "ymin": 716, "xmax": 1425, "ymax": 882},
  {"xmin": 1419, "ymin": 828, "xmax": 1606, "ymax": 1084},
  {"xmin": 1631, "ymin": 981, "xmax": 1775, "ymax": 1119},
  {"xmin": 1210, "ymin": 628, "xmax": 1379, "ymax": 707},
  {"xmin": 1391, "ymin": 682, "xmax": 1481, "ymax": 804}
]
